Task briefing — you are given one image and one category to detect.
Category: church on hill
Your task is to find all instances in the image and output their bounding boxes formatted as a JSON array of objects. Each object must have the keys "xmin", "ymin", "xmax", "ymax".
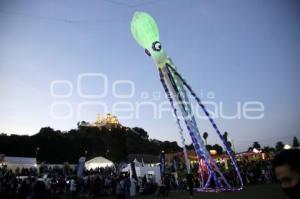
[{"xmin": 78, "ymin": 113, "xmax": 122, "ymax": 130}]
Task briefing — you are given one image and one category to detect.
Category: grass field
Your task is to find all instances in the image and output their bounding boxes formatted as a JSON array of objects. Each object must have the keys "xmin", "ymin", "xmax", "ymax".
[
  {"xmin": 133, "ymin": 184, "xmax": 286, "ymax": 199},
  {"xmin": 74, "ymin": 184, "xmax": 285, "ymax": 199},
  {"xmin": 144, "ymin": 184, "xmax": 286, "ymax": 199}
]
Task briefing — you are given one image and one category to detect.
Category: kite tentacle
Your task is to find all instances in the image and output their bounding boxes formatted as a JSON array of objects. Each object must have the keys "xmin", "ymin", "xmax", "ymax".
[
  {"xmin": 167, "ymin": 65, "xmax": 244, "ymax": 189},
  {"xmin": 165, "ymin": 64, "xmax": 231, "ymax": 188},
  {"xmin": 163, "ymin": 66, "xmax": 217, "ymax": 188},
  {"xmin": 158, "ymin": 68, "xmax": 191, "ymax": 174}
]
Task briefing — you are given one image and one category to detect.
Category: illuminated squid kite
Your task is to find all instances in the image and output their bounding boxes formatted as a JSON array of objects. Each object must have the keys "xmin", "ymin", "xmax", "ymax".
[{"xmin": 130, "ymin": 12, "xmax": 243, "ymax": 191}]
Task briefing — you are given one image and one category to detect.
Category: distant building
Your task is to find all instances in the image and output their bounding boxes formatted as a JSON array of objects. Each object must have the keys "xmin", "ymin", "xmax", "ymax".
[
  {"xmin": 0, "ymin": 155, "xmax": 37, "ymax": 171},
  {"xmin": 78, "ymin": 113, "xmax": 122, "ymax": 130}
]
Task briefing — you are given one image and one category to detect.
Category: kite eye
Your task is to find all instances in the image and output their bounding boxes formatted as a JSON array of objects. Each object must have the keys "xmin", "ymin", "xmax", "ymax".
[{"xmin": 152, "ymin": 41, "xmax": 162, "ymax": 51}]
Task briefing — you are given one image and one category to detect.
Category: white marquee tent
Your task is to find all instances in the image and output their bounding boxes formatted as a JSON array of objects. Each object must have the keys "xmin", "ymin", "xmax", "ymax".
[{"xmin": 85, "ymin": 156, "xmax": 114, "ymax": 169}]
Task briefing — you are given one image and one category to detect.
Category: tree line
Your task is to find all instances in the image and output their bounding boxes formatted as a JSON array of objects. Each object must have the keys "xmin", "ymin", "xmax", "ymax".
[
  {"xmin": 1, "ymin": 126, "xmax": 298, "ymax": 164},
  {"xmin": 0, "ymin": 126, "xmax": 181, "ymax": 164}
]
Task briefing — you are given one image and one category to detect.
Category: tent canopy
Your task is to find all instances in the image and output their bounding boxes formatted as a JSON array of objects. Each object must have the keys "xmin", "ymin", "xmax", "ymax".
[
  {"xmin": 85, "ymin": 156, "xmax": 114, "ymax": 170},
  {"xmin": 127, "ymin": 154, "xmax": 159, "ymax": 164}
]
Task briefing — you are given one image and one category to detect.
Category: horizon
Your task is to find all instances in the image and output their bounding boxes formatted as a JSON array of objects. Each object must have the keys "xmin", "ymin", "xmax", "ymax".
[
  {"xmin": 1, "ymin": 0, "xmax": 300, "ymax": 152},
  {"xmin": 1, "ymin": 118, "xmax": 298, "ymax": 153}
]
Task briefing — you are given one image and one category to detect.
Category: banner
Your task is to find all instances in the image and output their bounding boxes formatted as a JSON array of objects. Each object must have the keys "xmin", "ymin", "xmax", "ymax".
[
  {"xmin": 130, "ymin": 161, "xmax": 138, "ymax": 180},
  {"xmin": 160, "ymin": 151, "xmax": 166, "ymax": 175},
  {"xmin": 173, "ymin": 155, "xmax": 179, "ymax": 172},
  {"xmin": 77, "ymin": 156, "xmax": 86, "ymax": 177}
]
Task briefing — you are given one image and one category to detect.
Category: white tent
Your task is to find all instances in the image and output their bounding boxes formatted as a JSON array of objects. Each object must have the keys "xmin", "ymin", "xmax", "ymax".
[
  {"xmin": 85, "ymin": 156, "xmax": 114, "ymax": 169},
  {"xmin": 122, "ymin": 159, "xmax": 161, "ymax": 184},
  {"xmin": 2, "ymin": 156, "xmax": 37, "ymax": 170}
]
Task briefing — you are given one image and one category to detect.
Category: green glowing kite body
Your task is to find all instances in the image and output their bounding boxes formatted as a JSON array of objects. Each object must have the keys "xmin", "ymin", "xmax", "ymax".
[{"xmin": 131, "ymin": 12, "xmax": 168, "ymax": 68}]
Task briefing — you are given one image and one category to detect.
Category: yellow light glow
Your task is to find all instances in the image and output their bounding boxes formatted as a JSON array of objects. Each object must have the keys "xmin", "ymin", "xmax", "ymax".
[{"xmin": 209, "ymin": 150, "xmax": 217, "ymax": 155}]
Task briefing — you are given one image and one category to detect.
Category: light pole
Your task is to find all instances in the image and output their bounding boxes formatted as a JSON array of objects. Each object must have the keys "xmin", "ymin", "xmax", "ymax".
[{"xmin": 35, "ymin": 147, "xmax": 40, "ymax": 163}]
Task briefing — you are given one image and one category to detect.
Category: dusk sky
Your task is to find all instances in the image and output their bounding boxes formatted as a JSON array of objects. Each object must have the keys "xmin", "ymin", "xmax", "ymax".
[{"xmin": 0, "ymin": 0, "xmax": 299, "ymax": 152}]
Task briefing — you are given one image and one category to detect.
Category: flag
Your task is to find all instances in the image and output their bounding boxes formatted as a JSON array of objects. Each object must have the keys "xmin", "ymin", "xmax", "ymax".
[{"xmin": 160, "ymin": 151, "xmax": 166, "ymax": 175}]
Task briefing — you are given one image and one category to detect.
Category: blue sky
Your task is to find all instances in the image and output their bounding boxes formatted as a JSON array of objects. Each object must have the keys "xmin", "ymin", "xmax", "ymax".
[{"xmin": 0, "ymin": 0, "xmax": 299, "ymax": 151}]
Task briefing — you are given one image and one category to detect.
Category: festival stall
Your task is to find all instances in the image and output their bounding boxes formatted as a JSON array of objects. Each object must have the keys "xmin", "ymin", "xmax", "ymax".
[{"xmin": 122, "ymin": 159, "xmax": 161, "ymax": 184}]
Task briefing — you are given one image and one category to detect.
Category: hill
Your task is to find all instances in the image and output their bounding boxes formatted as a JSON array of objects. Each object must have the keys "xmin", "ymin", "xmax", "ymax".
[{"xmin": 0, "ymin": 126, "xmax": 182, "ymax": 164}]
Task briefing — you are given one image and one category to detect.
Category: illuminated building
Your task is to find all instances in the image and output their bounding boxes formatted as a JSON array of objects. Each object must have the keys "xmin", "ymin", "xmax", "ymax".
[{"xmin": 78, "ymin": 113, "xmax": 122, "ymax": 130}]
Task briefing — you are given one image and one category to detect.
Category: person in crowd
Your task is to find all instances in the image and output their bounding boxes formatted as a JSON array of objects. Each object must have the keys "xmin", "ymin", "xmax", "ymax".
[
  {"xmin": 70, "ymin": 177, "xmax": 77, "ymax": 198},
  {"xmin": 27, "ymin": 181, "xmax": 50, "ymax": 199},
  {"xmin": 115, "ymin": 177, "xmax": 125, "ymax": 199},
  {"xmin": 130, "ymin": 176, "xmax": 137, "ymax": 197},
  {"xmin": 273, "ymin": 149, "xmax": 300, "ymax": 199},
  {"xmin": 124, "ymin": 174, "xmax": 131, "ymax": 199},
  {"xmin": 186, "ymin": 173, "xmax": 194, "ymax": 198},
  {"xmin": 164, "ymin": 175, "xmax": 170, "ymax": 195},
  {"xmin": 156, "ymin": 175, "xmax": 167, "ymax": 197},
  {"xmin": 18, "ymin": 180, "xmax": 30, "ymax": 199}
]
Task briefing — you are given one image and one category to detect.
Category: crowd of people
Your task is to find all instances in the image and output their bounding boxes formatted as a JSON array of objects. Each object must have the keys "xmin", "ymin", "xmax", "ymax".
[
  {"xmin": 1, "ymin": 149, "xmax": 299, "ymax": 199},
  {"xmin": 240, "ymin": 160, "xmax": 275, "ymax": 185},
  {"xmin": 0, "ymin": 165, "xmax": 162, "ymax": 199},
  {"xmin": 214, "ymin": 159, "xmax": 276, "ymax": 187}
]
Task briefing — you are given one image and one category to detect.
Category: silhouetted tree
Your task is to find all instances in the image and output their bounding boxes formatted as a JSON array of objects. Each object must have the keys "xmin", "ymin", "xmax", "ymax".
[
  {"xmin": 252, "ymin": 141, "xmax": 261, "ymax": 150},
  {"xmin": 0, "ymin": 125, "xmax": 180, "ymax": 164},
  {"xmin": 223, "ymin": 131, "xmax": 232, "ymax": 149},
  {"xmin": 203, "ymin": 132, "xmax": 208, "ymax": 145},
  {"xmin": 275, "ymin": 141, "xmax": 284, "ymax": 152},
  {"xmin": 132, "ymin": 127, "xmax": 149, "ymax": 140},
  {"xmin": 186, "ymin": 144, "xmax": 194, "ymax": 150},
  {"xmin": 212, "ymin": 144, "xmax": 223, "ymax": 155},
  {"xmin": 223, "ymin": 132, "xmax": 228, "ymax": 142},
  {"xmin": 108, "ymin": 128, "xmax": 127, "ymax": 163},
  {"xmin": 263, "ymin": 146, "xmax": 275, "ymax": 153},
  {"xmin": 206, "ymin": 145, "xmax": 213, "ymax": 151},
  {"xmin": 293, "ymin": 137, "xmax": 299, "ymax": 148}
]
